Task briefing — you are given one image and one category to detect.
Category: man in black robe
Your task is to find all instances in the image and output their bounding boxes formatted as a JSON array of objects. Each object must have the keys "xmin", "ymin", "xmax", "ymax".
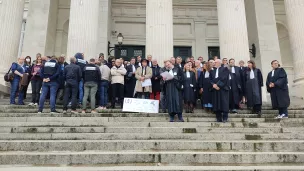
[
  {"xmin": 163, "ymin": 60, "xmax": 184, "ymax": 122},
  {"xmin": 125, "ymin": 58, "xmax": 138, "ymax": 98},
  {"xmin": 266, "ymin": 60, "xmax": 290, "ymax": 119},
  {"xmin": 228, "ymin": 59, "xmax": 242, "ymax": 113},
  {"xmin": 239, "ymin": 60, "xmax": 247, "ymax": 104},
  {"xmin": 210, "ymin": 59, "xmax": 230, "ymax": 122}
]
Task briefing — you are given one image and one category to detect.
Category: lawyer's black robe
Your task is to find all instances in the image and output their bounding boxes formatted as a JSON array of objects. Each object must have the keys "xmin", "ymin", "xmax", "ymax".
[
  {"xmin": 165, "ymin": 67, "xmax": 184, "ymax": 114},
  {"xmin": 229, "ymin": 66, "xmax": 242, "ymax": 108},
  {"xmin": 244, "ymin": 68, "xmax": 263, "ymax": 108},
  {"xmin": 266, "ymin": 68, "xmax": 290, "ymax": 109},
  {"xmin": 199, "ymin": 70, "xmax": 213, "ymax": 105},
  {"xmin": 125, "ymin": 64, "xmax": 138, "ymax": 97},
  {"xmin": 239, "ymin": 66, "xmax": 247, "ymax": 97},
  {"xmin": 210, "ymin": 67, "xmax": 230, "ymax": 113},
  {"xmin": 183, "ymin": 71, "xmax": 196, "ymax": 103}
]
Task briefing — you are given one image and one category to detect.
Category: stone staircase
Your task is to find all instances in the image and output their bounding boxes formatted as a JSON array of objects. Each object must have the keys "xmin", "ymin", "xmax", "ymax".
[{"xmin": 0, "ymin": 104, "xmax": 304, "ymax": 170}]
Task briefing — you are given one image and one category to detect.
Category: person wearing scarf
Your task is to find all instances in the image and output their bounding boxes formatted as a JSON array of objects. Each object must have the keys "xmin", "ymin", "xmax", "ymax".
[{"xmin": 135, "ymin": 59, "xmax": 152, "ymax": 99}]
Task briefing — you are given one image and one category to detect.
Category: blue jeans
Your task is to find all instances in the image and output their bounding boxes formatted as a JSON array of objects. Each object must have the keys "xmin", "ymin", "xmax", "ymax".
[
  {"xmin": 99, "ymin": 80, "xmax": 109, "ymax": 107},
  {"xmin": 10, "ymin": 78, "xmax": 24, "ymax": 104},
  {"xmin": 78, "ymin": 80, "xmax": 84, "ymax": 104},
  {"xmin": 39, "ymin": 81, "xmax": 59, "ymax": 112}
]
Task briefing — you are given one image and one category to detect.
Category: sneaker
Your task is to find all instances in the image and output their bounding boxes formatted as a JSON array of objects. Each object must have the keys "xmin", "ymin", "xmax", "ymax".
[
  {"xmin": 71, "ymin": 110, "xmax": 78, "ymax": 114},
  {"xmin": 28, "ymin": 103, "xmax": 34, "ymax": 106},
  {"xmin": 97, "ymin": 106, "xmax": 104, "ymax": 110},
  {"xmin": 63, "ymin": 110, "xmax": 67, "ymax": 114},
  {"xmin": 51, "ymin": 111, "xmax": 60, "ymax": 114},
  {"xmin": 103, "ymin": 107, "xmax": 107, "ymax": 110},
  {"xmin": 38, "ymin": 111, "xmax": 42, "ymax": 114},
  {"xmin": 277, "ymin": 114, "xmax": 288, "ymax": 119},
  {"xmin": 275, "ymin": 114, "xmax": 281, "ymax": 119},
  {"xmin": 82, "ymin": 110, "xmax": 86, "ymax": 114},
  {"xmin": 91, "ymin": 110, "xmax": 98, "ymax": 114},
  {"xmin": 34, "ymin": 103, "xmax": 38, "ymax": 106}
]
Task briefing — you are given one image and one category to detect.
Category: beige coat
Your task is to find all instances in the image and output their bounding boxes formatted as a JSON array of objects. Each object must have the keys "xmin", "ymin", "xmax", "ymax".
[
  {"xmin": 111, "ymin": 66, "xmax": 127, "ymax": 85},
  {"xmin": 135, "ymin": 66, "xmax": 152, "ymax": 93}
]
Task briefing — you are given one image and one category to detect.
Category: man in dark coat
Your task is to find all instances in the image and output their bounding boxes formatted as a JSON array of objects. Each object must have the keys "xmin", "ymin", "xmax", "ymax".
[
  {"xmin": 150, "ymin": 59, "xmax": 161, "ymax": 100},
  {"xmin": 228, "ymin": 59, "xmax": 242, "ymax": 113},
  {"xmin": 266, "ymin": 60, "xmax": 290, "ymax": 119},
  {"xmin": 210, "ymin": 59, "xmax": 230, "ymax": 122},
  {"xmin": 160, "ymin": 63, "xmax": 167, "ymax": 113},
  {"xmin": 239, "ymin": 60, "xmax": 247, "ymax": 104},
  {"xmin": 163, "ymin": 60, "xmax": 184, "ymax": 122},
  {"xmin": 125, "ymin": 57, "xmax": 138, "ymax": 98}
]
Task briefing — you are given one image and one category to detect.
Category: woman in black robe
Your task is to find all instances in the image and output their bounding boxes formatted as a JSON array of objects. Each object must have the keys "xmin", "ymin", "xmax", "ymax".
[
  {"xmin": 183, "ymin": 63, "xmax": 196, "ymax": 113},
  {"xmin": 199, "ymin": 62, "xmax": 213, "ymax": 112},
  {"xmin": 163, "ymin": 60, "xmax": 184, "ymax": 122},
  {"xmin": 244, "ymin": 60, "xmax": 263, "ymax": 116},
  {"xmin": 266, "ymin": 60, "xmax": 290, "ymax": 119}
]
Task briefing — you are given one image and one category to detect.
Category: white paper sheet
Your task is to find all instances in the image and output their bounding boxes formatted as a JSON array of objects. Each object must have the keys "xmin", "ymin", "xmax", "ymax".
[
  {"xmin": 142, "ymin": 79, "xmax": 152, "ymax": 87},
  {"xmin": 160, "ymin": 71, "xmax": 174, "ymax": 81}
]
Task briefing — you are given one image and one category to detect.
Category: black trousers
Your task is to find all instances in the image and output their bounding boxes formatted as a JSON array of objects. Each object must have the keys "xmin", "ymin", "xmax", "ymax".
[
  {"xmin": 111, "ymin": 83, "xmax": 124, "ymax": 108},
  {"xmin": 31, "ymin": 79, "xmax": 43, "ymax": 103},
  {"xmin": 253, "ymin": 104, "xmax": 262, "ymax": 113},
  {"xmin": 279, "ymin": 107, "xmax": 288, "ymax": 116},
  {"xmin": 63, "ymin": 82, "xmax": 78, "ymax": 110},
  {"xmin": 216, "ymin": 111, "xmax": 228, "ymax": 122}
]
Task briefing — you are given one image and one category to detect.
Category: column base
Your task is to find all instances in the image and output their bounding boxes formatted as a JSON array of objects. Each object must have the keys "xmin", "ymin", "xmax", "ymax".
[{"xmin": 290, "ymin": 80, "xmax": 304, "ymax": 100}]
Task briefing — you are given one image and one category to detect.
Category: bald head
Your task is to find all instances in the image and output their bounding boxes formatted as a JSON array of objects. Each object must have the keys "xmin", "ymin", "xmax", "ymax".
[
  {"xmin": 215, "ymin": 59, "xmax": 222, "ymax": 68},
  {"xmin": 70, "ymin": 57, "xmax": 76, "ymax": 63}
]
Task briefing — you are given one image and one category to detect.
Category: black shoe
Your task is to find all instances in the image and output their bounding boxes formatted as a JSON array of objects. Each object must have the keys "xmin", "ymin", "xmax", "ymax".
[
  {"xmin": 51, "ymin": 110, "xmax": 60, "ymax": 114},
  {"xmin": 223, "ymin": 119, "xmax": 228, "ymax": 123},
  {"xmin": 162, "ymin": 109, "xmax": 167, "ymax": 113}
]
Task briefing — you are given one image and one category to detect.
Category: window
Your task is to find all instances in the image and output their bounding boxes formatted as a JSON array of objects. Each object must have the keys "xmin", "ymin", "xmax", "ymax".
[
  {"xmin": 120, "ymin": 49, "xmax": 128, "ymax": 57},
  {"xmin": 134, "ymin": 50, "xmax": 143, "ymax": 57}
]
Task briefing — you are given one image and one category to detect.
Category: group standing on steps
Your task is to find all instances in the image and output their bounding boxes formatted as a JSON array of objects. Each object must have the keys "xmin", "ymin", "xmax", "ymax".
[{"xmin": 5, "ymin": 53, "xmax": 290, "ymax": 122}]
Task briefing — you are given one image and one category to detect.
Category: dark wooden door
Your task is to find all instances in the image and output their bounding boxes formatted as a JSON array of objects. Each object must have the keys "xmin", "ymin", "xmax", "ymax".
[{"xmin": 174, "ymin": 46, "xmax": 192, "ymax": 61}]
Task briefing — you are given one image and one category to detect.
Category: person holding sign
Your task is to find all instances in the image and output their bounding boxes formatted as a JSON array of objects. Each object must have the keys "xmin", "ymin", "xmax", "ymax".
[
  {"xmin": 162, "ymin": 60, "xmax": 184, "ymax": 122},
  {"xmin": 135, "ymin": 59, "xmax": 152, "ymax": 99},
  {"xmin": 183, "ymin": 63, "xmax": 197, "ymax": 113}
]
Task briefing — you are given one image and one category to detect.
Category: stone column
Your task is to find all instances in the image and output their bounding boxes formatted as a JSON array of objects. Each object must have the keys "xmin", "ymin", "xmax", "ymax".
[
  {"xmin": 67, "ymin": 0, "xmax": 100, "ymax": 60},
  {"xmin": 0, "ymin": 0, "xmax": 25, "ymax": 71},
  {"xmin": 146, "ymin": 0, "xmax": 173, "ymax": 65},
  {"xmin": 21, "ymin": 0, "xmax": 58, "ymax": 58},
  {"xmin": 284, "ymin": 0, "xmax": 304, "ymax": 99},
  {"xmin": 217, "ymin": 0, "xmax": 250, "ymax": 62},
  {"xmin": 285, "ymin": 0, "xmax": 304, "ymax": 84}
]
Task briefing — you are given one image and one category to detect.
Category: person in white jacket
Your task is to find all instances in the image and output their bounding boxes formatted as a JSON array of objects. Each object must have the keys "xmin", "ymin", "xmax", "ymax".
[{"xmin": 110, "ymin": 59, "xmax": 127, "ymax": 109}]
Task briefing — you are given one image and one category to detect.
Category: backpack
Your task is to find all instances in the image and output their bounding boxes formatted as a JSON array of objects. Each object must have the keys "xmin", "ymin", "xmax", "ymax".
[{"xmin": 4, "ymin": 63, "xmax": 15, "ymax": 82}]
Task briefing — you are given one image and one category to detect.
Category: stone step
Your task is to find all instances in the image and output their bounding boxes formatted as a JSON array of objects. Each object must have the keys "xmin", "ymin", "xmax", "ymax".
[
  {"xmin": 1, "ymin": 165, "xmax": 304, "ymax": 171},
  {"xmin": 0, "ymin": 121, "xmax": 283, "ymax": 128},
  {"xmin": 1, "ymin": 140, "xmax": 304, "ymax": 152},
  {"xmin": 0, "ymin": 107, "xmax": 304, "ymax": 114},
  {"xmin": 3, "ymin": 127, "xmax": 295, "ymax": 134},
  {"xmin": 0, "ymin": 151, "xmax": 303, "ymax": 165},
  {"xmin": 3, "ymin": 104, "xmax": 303, "ymax": 110},
  {"xmin": 1, "ymin": 117, "xmax": 303, "ymax": 123},
  {"xmin": 1, "ymin": 113, "xmax": 303, "ymax": 118},
  {"xmin": 0, "ymin": 133, "xmax": 302, "ymax": 140}
]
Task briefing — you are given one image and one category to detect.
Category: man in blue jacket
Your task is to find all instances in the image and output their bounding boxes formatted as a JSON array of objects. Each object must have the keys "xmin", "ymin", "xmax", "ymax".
[
  {"xmin": 38, "ymin": 56, "xmax": 60, "ymax": 113},
  {"xmin": 75, "ymin": 53, "xmax": 87, "ymax": 106}
]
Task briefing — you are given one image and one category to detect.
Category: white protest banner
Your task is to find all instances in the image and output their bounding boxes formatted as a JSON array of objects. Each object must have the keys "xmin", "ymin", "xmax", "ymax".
[{"xmin": 122, "ymin": 98, "xmax": 159, "ymax": 113}]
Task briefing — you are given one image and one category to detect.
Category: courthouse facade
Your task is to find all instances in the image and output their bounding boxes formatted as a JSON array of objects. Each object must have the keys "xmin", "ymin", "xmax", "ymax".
[{"xmin": 0, "ymin": 0, "xmax": 303, "ymax": 99}]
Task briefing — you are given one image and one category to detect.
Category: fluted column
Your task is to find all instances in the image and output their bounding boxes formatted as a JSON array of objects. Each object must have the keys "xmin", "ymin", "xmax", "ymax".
[
  {"xmin": 217, "ymin": 0, "xmax": 250, "ymax": 62},
  {"xmin": 0, "ymin": 0, "xmax": 25, "ymax": 71},
  {"xmin": 285, "ymin": 0, "xmax": 304, "ymax": 84},
  {"xmin": 67, "ymin": 0, "xmax": 100, "ymax": 60},
  {"xmin": 146, "ymin": 0, "xmax": 173, "ymax": 65}
]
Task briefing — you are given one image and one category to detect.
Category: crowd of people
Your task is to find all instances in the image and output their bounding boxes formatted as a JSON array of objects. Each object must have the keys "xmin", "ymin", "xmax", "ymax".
[{"xmin": 7, "ymin": 53, "xmax": 290, "ymax": 122}]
